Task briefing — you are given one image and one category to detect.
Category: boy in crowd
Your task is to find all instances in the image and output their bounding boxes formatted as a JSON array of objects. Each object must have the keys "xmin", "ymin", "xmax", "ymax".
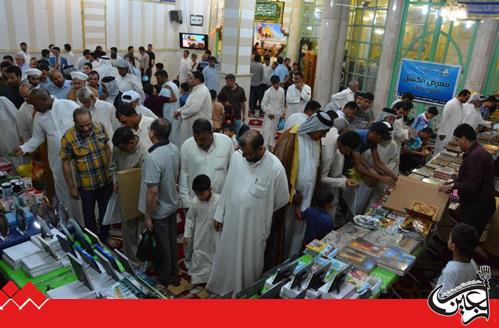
[
  {"xmin": 211, "ymin": 90, "xmax": 225, "ymax": 132},
  {"xmin": 302, "ymin": 189, "xmax": 335, "ymax": 245},
  {"xmin": 223, "ymin": 123, "xmax": 238, "ymax": 151},
  {"xmin": 183, "ymin": 174, "xmax": 220, "ymax": 295},
  {"xmin": 110, "ymin": 127, "xmax": 148, "ymax": 263},
  {"xmin": 436, "ymin": 223, "xmax": 478, "ymax": 295},
  {"xmin": 412, "ymin": 106, "xmax": 438, "ymax": 132},
  {"xmin": 399, "ymin": 127, "xmax": 433, "ymax": 174},
  {"xmin": 179, "ymin": 82, "xmax": 190, "ymax": 107}
]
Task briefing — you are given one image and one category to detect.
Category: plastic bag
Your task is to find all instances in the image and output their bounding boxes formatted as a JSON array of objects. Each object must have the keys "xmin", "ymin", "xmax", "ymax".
[
  {"xmin": 277, "ymin": 117, "xmax": 285, "ymax": 131},
  {"xmin": 137, "ymin": 230, "xmax": 155, "ymax": 262},
  {"xmin": 102, "ymin": 192, "xmax": 122, "ymax": 225}
]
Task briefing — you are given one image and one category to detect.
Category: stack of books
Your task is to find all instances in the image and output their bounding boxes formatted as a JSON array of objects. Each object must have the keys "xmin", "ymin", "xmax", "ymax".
[
  {"xmin": 377, "ymin": 246, "xmax": 416, "ymax": 276},
  {"xmin": 433, "ymin": 167, "xmax": 455, "ymax": 180},
  {"xmin": 304, "ymin": 239, "xmax": 328, "ymax": 256},
  {"xmin": 2, "ymin": 240, "xmax": 41, "ymax": 270}
]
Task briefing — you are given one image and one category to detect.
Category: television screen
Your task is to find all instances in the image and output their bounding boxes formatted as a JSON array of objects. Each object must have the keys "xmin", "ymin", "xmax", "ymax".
[{"xmin": 179, "ymin": 33, "xmax": 208, "ymax": 50}]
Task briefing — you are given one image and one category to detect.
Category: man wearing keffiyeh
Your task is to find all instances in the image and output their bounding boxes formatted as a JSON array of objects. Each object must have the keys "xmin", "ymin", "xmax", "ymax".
[{"xmin": 280, "ymin": 111, "xmax": 335, "ymax": 258}]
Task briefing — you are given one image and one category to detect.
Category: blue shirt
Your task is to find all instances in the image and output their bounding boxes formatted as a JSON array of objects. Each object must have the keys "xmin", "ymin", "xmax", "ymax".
[
  {"xmin": 48, "ymin": 56, "xmax": 69, "ymax": 72},
  {"xmin": 412, "ymin": 113, "xmax": 432, "ymax": 132},
  {"xmin": 202, "ymin": 65, "xmax": 220, "ymax": 93},
  {"xmin": 271, "ymin": 64, "xmax": 289, "ymax": 84},
  {"xmin": 179, "ymin": 93, "xmax": 189, "ymax": 107},
  {"xmin": 46, "ymin": 80, "xmax": 72, "ymax": 99},
  {"xmin": 354, "ymin": 129, "xmax": 377, "ymax": 153},
  {"xmin": 303, "ymin": 207, "xmax": 334, "ymax": 245}
]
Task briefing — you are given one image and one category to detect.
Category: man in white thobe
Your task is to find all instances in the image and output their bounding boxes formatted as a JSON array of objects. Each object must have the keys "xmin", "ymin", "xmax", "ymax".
[
  {"xmin": 284, "ymin": 100, "xmax": 322, "ymax": 130},
  {"xmin": 463, "ymin": 94, "xmax": 491, "ymax": 130},
  {"xmin": 16, "ymin": 84, "xmax": 36, "ymax": 143},
  {"xmin": 116, "ymin": 103, "xmax": 155, "ymax": 149},
  {"xmin": 321, "ymin": 128, "xmax": 360, "ymax": 221},
  {"xmin": 175, "ymin": 71, "xmax": 212, "ymax": 145},
  {"xmin": 115, "ymin": 59, "xmax": 145, "ymax": 102},
  {"xmin": 178, "ymin": 50, "xmax": 193, "ymax": 84},
  {"xmin": 207, "ymin": 130, "xmax": 289, "ymax": 297},
  {"xmin": 261, "ymin": 76, "xmax": 285, "ymax": 149},
  {"xmin": 328, "ymin": 80, "xmax": 359, "ymax": 112},
  {"xmin": 285, "ymin": 72, "xmax": 311, "ymax": 119},
  {"xmin": 77, "ymin": 87, "xmax": 120, "ymax": 147},
  {"xmin": 283, "ymin": 112, "xmax": 334, "ymax": 258},
  {"xmin": 0, "ymin": 97, "xmax": 25, "ymax": 169},
  {"xmin": 13, "ymin": 90, "xmax": 83, "ymax": 224},
  {"xmin": 179, "ymin": 118, "xmax": 233, "ymax": 209},
  {"xmin": 155, "ymin": 70, "xmax": 182, "ymax": 147},
  {"xmin": 435, "ymin": 89, "xmax": 471, "ymax": 153},
  {"xmin": 121, "ymin": 90, "xmax": 158, "ymax": 119}
]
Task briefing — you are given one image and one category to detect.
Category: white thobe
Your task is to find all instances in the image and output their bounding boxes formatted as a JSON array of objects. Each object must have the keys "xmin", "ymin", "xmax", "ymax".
[
  {"xmin": 159, "ymin": 81, "xmax": 181, "ymax": 147},
  {"xmin": 178, "ymin": 83, "xmax": 212, "ymax": 145},
  {"xmin": 133, "ymin": 115, "xmax": 155, "ymax": 149},
  {"xmin": 463, "ymin": 103, "xmax": 491, "ymax": 130},
  {"xmin": 116, "ymin": 74, "xmax": 145, "ymax": 101},
  {"xmin": 207, "ymin": 151, "xmax": 289, "ymax": 296},
  {"xmin": 178, "ymin": 57, "xmax": 193, "ymax": 84},
  {"xmin": 77, "ymin": 56, "xmax": 89, "ymax": 70},
  {"xmin": 136, "ymin": 105, "xmax": 158, "ymax": 119},
  {"xmin": 436, "ymin": 98, "xmax": 464, "ymax": 153},
  {"xmin": 184, "ymin": 193, "xmax": 220, "ymax": 285},
  {"xmin": 179, "ymin": 133, "xmax": 234, "ymax": 208},
  {"xmin": 330, "ymin": 87, "xmax": 355, "ymax": 112},
  {"xmin": 0, "ymin": 97, "xmax": 25, "ymax": 169},
  {"xmin": 284, "ymin": 134, "xmax": 321, "ymax": 258},
  {"xmin": 321, "ymin": 128, "xmax": 346, "ymax": 219},
  {"xmin": 393, "ymin": 117, "xmax": 410, "ymax": 151},
  {"xmin": 284, "ymin": 112, "xmax": 308, "ymax": 130},
  {"xmin": 89, "ymin": 99, "xmax": 120, "ymax": 147},
  {"xmin": 63, "ymin": 52, "xmax": 77, "ymax": 67},
  {"xmin": 19, "ymin": 98, "xmax": 83, "ymax": 224},
  {"xmin": 261, "ymin": 86, "xmax": 285, "ymax": 148},
  {"xmin": 16, "ymin": 101, "xmax": 35, "ymax": 142},
  {"xmin": 285, "ymin": 84, "xmax": 311, "ymax": 118}
]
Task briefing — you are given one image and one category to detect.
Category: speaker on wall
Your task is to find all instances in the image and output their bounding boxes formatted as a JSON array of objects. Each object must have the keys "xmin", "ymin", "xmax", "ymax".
[{"xmin": 169, "ymin": 10, "xmax": 183, "ymax": 24}]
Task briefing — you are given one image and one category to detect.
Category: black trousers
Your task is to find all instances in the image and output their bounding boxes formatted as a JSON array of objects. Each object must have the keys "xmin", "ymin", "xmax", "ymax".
[
  {"xmin": 459, "ymin": 198, "xmax": 496, "ymax": 238},
  {"xmin": 249, "ymin": 84, "xmax": 264, "ymax": 112},
  {"xmin": 79, "ymin": 183, "xmax": 113, "ymax": 240},
  {"xmin": 152, "ymin": 213, "xmax": 178, "ymax": 284}
]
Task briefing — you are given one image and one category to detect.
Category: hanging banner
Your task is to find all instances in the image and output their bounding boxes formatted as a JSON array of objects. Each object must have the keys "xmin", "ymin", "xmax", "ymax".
[
  {"xmin": 396, "ymin": 59, "xmax": 462, "ymax": 105},
  {"xmin": 459, "ymin": 1, "xmax": 499, "ymax": 18},
  {"xmin": 254, "ymin": 1, "xmax": 284, "ymax": 23}
]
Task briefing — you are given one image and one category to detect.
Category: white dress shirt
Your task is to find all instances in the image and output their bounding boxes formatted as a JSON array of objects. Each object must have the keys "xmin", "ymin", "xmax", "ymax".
[
  {"xmin": 116, "ymin": 73, "xmax": 145, "ymax": 101},
  {"xmin": 330, "ymin": 87, "xmax": 355, "ymax": 111},
  {"xmin": 179, "ymin": 133, "xmax": 234, "ymax": 208},
  {"xmin": 285, "ymin": 83, "xmax": 311, "ymax": 118},
  {"xmin": 178, "ymin": 57, "xmax": 193, "ymax": 84},
  {"xmin": 133, "ymin": 115, "xmax": 155, "ymax": 149}
]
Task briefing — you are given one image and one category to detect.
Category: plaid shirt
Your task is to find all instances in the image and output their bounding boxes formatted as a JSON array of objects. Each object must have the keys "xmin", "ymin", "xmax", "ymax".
[{"xmin": 60, "ymin": 122, "xmax": 111, "ymax": 191}]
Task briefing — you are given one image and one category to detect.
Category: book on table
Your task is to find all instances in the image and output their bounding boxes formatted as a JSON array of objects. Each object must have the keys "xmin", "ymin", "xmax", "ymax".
[
  {"xmin": 335, "ymin": 246, "xmax": 377, "ymax": 273},
  {"xmin": 377, "ymin": 246, "xmax": 416, "ymax": 276}
]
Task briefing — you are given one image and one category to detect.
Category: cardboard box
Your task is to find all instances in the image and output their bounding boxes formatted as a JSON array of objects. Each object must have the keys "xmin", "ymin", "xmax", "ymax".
[
  {"xmin": 384, "ymin": 176, "xmax": 449, "ymax": 222},
  {"xmin": 117, "ymin": 168, "xmax": 142, "ymax": 220}
]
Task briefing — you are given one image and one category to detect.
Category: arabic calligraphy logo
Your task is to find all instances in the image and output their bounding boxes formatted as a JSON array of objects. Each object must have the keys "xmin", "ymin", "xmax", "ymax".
[
  {"xmin": 428, "ymin": 265, "xmax": 491, "ymax": 325},
  {"xmin": 0, "ymin": 281, "xmax": 48, "ymax": 310}
]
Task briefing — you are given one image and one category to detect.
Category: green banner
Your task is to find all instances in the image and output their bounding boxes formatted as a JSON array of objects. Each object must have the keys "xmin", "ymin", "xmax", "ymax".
[{"xmin": 255, "ymin": 1, "xmax": 284, "ymax": 22}]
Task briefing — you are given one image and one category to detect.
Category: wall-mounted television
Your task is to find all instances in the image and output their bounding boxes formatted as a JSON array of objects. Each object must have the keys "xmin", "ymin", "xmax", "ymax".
[{"xmin": 179, "ymin": 33, "xmax": 208, "ymax": 50}]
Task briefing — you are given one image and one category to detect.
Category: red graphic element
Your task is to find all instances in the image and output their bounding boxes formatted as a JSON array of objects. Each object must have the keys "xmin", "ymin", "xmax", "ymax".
[{"xmin": 0, "ymin": 281, "xmax": 48, "ymax": 310}]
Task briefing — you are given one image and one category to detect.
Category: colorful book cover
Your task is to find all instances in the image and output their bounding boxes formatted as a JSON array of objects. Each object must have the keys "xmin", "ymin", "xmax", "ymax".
[
  {"xmin": 348, "ymin": 238, "xmax": 385, "ymax": 258},
  {"xmin": 322, "ymin": 230, "xmax": 354, "ymax": 252},
  {"xmin": 378, "ymin": 246, "xmax": 416, "ymax": 275},
  {"xmin": 335, "ymin": 246, "xmax": 377, "ymax": 273},
  {"xmin": 305, "ymin": 239, "xmax": 328, "ymax": 255},
  {"xmin": 346, "ymin": 268, "xmax": 370, "ymax": 293}
]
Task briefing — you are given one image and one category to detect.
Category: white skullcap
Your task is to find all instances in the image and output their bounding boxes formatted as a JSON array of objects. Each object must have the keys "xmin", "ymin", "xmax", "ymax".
[
  {"xmin": 121, "ymin": 90, "xmax": 141, "ymax": 103},
  {"xmin": 116, "ymin": 59, "xmax": 129, "ymax": 68},
  {"xmin": 70, "ymin": 71, "xmax": 89, "ymax": 81},
  {"xmin": 25, "ymin": 68, "xmax": 42, "ymax": 77}
]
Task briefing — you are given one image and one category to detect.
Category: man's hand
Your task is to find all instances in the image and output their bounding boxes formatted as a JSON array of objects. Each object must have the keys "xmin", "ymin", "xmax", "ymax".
[
  {"xmin": 268, "ymin": 114, "xmax": 275, "ymax": 120},
  {"xmin": 183, "ymin": 237, "xmax": 190, "ymax": 248},
  {"xmin": 345, "ymin": 179, "xmax": 359, "ymax": 188},
  {"xmin": 380, "ymin": 175, "xmax": 396, "ymax": 187},
  {"xmin": 213, "ymin": 220, "xmax": 223, "ymax": 232},
  {"xmin": 69, "ymin": 186, "xmax": 80, "ymax": 199},
  {"xmin": 113, "ymin": 184, "xmax": 119, "ymax": 193},
  {"xmin": 173, "ymin": 111, "xmax": 181, "ymax": 119},
  {"xmin": 145, "ymin": 215, "xmax": 153, "ymax": 231},
  {"xmin": 12, "ymin": 146, "xmax": 24, "ymax": 157}
]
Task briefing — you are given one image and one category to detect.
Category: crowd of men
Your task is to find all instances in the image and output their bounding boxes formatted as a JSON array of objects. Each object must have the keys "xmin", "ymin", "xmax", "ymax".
[{"xmin": 0, "ymin": 41, "xmax": 497, "ymax": 298}]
